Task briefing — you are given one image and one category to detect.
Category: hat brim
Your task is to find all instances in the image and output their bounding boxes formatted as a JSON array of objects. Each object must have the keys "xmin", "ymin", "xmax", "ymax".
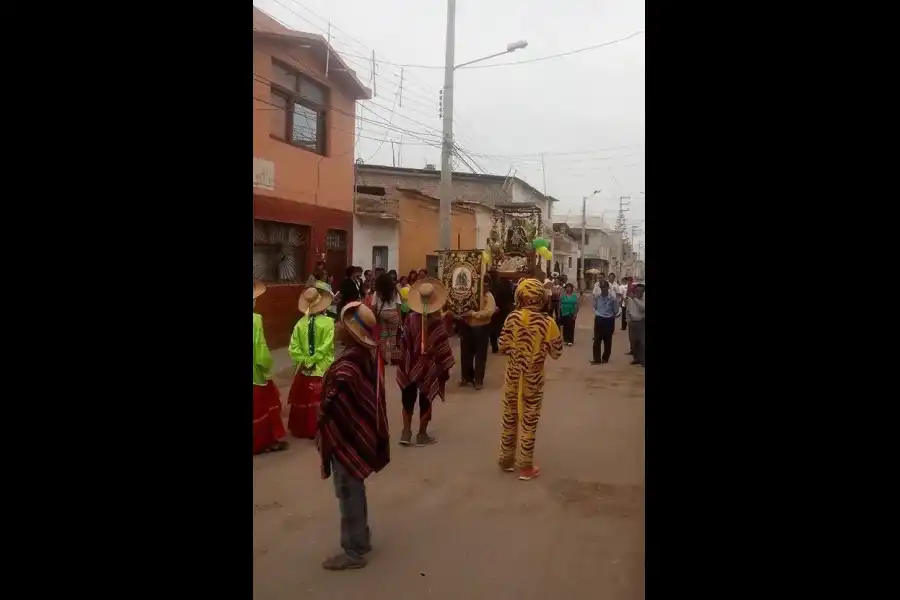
[
  {"xmin": 298, "ymin": 288, "xmax": 334, "ymax": 315},
  {"xmin": 339, "ymin": 302, "xmax": 378, "ymax": 348},
  {"xmin": 253, "ymin": 280, "xmax": 267, "ymax": 300},
  {"xmin": 407, "ymin": 277, "xmax": 448, "ymax": 315}
]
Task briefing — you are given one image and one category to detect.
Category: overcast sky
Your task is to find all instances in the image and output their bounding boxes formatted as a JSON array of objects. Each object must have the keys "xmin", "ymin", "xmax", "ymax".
[{"xmin": 255, "ymin": 0, "xmax": 645, "ymax": 251}]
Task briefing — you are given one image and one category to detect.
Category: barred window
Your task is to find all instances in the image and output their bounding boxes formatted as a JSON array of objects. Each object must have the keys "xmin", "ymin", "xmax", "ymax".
[
  {"xmin": 326, "ymin": 229, "xmax": 347, "ymax": 251},
  {"xmin": 253, "ymin": 219, "xmax": 310, "ymax": 283}
]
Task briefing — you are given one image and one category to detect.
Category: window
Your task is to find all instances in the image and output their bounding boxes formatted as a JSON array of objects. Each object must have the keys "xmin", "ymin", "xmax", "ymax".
[
  {"xmin": 568, "ymin": 256, "xmax": 573, "ymax": 268},
  {"xmin": 253, "ymin": 219, "xmax": 309, "ymax": 283},
  {"xmin": 269, "ymin": 60, "xmax": 328, "ymax": 155},
  {"xmin": 326, "ymin": 229, "xmax": 347, "ymax": 251}
]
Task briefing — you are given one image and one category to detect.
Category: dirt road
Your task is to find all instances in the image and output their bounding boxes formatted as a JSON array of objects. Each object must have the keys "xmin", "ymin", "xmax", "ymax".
[{"xmin": 254, "ymin": 305, "xmax": 644, "ymax": 600}]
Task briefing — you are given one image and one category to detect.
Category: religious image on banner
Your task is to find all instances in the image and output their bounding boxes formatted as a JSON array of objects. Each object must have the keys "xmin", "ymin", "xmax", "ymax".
[{"xmin": 438, "ymin": 249, "xmax": 486, "ymax": 315}]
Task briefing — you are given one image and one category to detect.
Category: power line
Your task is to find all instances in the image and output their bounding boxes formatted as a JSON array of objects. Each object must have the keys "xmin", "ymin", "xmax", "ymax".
[
  {"xmin": 343, "ymin": 31, "xmax": 645, "ymax": 70},
  {"xmin": 256, "ymin": 1, "xmax": 441, "ymax": 106}
]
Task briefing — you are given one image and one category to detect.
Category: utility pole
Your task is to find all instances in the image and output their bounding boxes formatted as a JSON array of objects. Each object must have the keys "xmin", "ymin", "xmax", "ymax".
[
  {"xmin": 438, "ymin": 0, "xmax": 457, "ymax": 251},
  {"xmin": 614, "ymin": 196, "xmax": 630, "ymax": 276},
  {"xmin": 578, "ymin": 189, "xmax": 601, "ymax": 290},
  {"xmin": 542, "ymin": 153, "xmax": 552, "ymax": 276},
  {"xmin": 580, "ymin": 194, "xmax": 587, "ymax": 289}
]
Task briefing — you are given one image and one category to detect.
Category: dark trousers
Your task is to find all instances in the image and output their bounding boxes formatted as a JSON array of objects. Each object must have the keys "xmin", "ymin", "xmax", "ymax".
[
  {"xmin": 621, "ymin": 304, "xmax": 628, "ymax": 330},
  {"xmin": 561, "ymin": 314, "xmax": 576, "ymax": 344},
  {"xmin": 490, "ymin": 310, "xmax": 508, "ymax": 353},
  {"xmin": 401, "ymin": 385, "xmax": 432, "ymax": 427},
  {"xmin": 459, "ymin": 322, "xmax": 489, "ymax": 384},
  {"xmin": 628, "ymin": 319, "xmax": 645, "ymax": 365},
  {"xmin": 332, "ymin": 458, "xmax": 371, "ymax": 559},
  {"xmin": 593, "ymin": 316, "xmax": 616, "ymax": 362}
]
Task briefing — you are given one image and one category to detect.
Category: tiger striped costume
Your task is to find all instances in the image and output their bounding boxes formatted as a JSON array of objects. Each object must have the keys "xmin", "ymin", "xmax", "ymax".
[{"xmin": 498, "ymin": 278, "xmax": 563, "ymax": 478}]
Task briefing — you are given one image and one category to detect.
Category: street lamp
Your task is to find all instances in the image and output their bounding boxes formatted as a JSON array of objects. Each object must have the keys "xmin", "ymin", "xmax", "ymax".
[
  {"xmin": 579, "ymin": 189, "xmax": 602, "ymax": 288},
  {"xmin": 438, "ymin": 0, "xmax": 528, "ymax": 250}
]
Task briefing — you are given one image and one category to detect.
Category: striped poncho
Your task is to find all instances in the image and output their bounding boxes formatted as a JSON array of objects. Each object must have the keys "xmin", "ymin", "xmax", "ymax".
[
  {"xmin": 317, "ymin": 344, "xmax": 390, "ymax": 480},
  {"xmin": 396, "ymin": 313, "xmax": 455, "ymax": 402}
]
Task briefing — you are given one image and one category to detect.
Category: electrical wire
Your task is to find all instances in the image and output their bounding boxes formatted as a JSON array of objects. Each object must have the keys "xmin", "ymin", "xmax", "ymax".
[
  {"xmin": 360, "ymin": 91, "xmax": 401, "ymax": 163},
  {"xmin": 338, "ymin": 31, "xmax": 645, "ymax": 70}
]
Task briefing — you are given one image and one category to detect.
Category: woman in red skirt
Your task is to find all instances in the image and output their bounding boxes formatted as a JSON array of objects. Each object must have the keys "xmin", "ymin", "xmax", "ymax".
[
  {"xmin": 288, "ymin": 286, "xmax": 336, "ymax": 438},
  {"xmin": 253, "ymin": 280, "xmax": 289, "ymax": 454}
]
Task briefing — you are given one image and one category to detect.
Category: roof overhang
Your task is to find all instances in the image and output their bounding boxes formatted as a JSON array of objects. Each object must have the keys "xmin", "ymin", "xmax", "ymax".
[{"xmin": 253, "ymin": 29, "xmax": 372, "ymax": 100}]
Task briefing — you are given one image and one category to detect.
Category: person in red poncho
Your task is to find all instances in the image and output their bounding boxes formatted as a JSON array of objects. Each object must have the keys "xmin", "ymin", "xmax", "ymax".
[
  {"xmin": 317, "ymin": 301, "xmax": 390, "ymax": 571},
  {"xmin": 396, "ymin": 279, "xmax": 455, "ymax": 447}
]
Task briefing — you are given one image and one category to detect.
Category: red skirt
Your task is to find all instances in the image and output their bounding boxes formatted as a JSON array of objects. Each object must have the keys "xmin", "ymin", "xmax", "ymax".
[
  {"xmin": 288, "ymin": 373, "xmax": 322, "ymax": 439},
  {"xmin": 253, "ymin": 381, "xmax": 286, "ymax": 454}
]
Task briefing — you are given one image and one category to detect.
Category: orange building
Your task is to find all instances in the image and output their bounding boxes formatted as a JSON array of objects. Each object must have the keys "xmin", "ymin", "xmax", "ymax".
[
  {"xmin": 397, "ymin": 189, "xmax": 477, "ymax": 277},
  {"xmin": 352, "ymin": 187, "xmax": 480, "ymax": 278},
  {"xmin": 252, "ymin": 8, "xmax": 370, "ymax": 347}
]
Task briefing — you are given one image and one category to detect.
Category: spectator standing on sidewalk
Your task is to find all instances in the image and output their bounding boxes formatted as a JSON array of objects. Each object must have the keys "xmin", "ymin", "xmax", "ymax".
[
  {"xmin": 590, "ymin": 281, "xmax": 620, "ymax": 365},
  {"xmin": 626, "ymin": 283, "xmax": 645, "ymax": 367},
  {"xmin": 559, "ymin": 282, "xmax": 579, "ymax": 346}
]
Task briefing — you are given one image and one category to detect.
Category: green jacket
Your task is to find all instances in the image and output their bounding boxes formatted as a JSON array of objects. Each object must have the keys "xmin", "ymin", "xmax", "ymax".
[
  {"xmin": 253, "ymin": 313, "xmax": 273, "ymax": 386},
  {"xmin": 289, "ymin": 313, "xmax": 336, "ymax": 377}
]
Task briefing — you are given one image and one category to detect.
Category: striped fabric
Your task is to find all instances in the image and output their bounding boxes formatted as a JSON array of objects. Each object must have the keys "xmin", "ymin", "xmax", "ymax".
[
  {"xmin": 317, "ymin": 345, "xmax": 390, "ymax": 480},
  {"xmin": 396, "ymin": 313, "xmax": 455, "ymax": 403}
]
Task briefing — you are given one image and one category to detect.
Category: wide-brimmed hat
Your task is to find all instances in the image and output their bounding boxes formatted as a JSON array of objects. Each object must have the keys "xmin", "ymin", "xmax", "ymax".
[
  {"xmin": 340, "ymin": 301, "xmax": 378, "ymax": 348},
  {"xmin": 407, "ymin": 278, "xmax": 448, "ymax": 315},
  {"xmin": 298, "ymin": 286, "xmax": 334, "ymax": 315},
  {"xmin": 253, "ymin": 280, "xmax": 267, "ymax": 300}
]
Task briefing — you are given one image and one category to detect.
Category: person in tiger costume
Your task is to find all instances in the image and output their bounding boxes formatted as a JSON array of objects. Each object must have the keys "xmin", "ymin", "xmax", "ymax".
[{"xmin": 497, "ymin": 277, "xmax": 564, "ymax": 480}]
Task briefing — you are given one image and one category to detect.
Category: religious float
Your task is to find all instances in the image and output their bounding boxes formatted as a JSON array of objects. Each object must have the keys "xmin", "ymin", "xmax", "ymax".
[{"xmin": 437, "ymin": 203, "xmax": 555, "ymax": 316}]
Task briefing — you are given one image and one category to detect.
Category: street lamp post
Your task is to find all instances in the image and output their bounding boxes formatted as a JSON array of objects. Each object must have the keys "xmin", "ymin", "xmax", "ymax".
[{"xmin": 439, "ymin": 0, "xmax": 527, "ymax": 250}]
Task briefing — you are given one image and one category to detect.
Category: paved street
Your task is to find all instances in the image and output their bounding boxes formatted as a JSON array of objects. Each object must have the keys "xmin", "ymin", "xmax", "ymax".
[{"xmin": 254, "ymin": 302, "xmax": 645, "ymax": 600}]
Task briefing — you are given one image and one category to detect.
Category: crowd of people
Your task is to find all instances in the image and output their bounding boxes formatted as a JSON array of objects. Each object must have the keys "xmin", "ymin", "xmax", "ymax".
[{"xmin": 251, "ymin": 264, "xmax": 643, "ymax": 571}]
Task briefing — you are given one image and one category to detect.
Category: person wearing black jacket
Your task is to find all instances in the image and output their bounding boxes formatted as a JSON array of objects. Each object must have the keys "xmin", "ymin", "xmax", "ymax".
[
  {"xmin": 338, "ymin": 265, "xmax": 363, "ymax": 312},
  {"xmin": 489, "ymin": 276, "xmax": 514, "ymax": 354}
]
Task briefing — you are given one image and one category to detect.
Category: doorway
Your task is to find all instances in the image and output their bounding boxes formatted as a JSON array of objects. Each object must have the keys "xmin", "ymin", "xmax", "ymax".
[{"xmin": 372, "ymin": 246, "xmax": 388, "ymax": 271}]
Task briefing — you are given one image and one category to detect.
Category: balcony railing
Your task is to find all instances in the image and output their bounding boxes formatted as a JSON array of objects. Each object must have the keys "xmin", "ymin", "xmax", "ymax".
[{"xmin": 354, "ymin": 193, "xmax": 400, "ymax": 219}]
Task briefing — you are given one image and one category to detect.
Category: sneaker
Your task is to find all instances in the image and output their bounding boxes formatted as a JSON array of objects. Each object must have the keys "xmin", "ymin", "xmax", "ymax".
[
  {"xmin": 498, "ymin": 459, "xmax": 515, "ymax": 473},
  {"xmin": 321, "ymin": 553, "xmax": 367, "ymax": 571},
  {"xmin": 399, "ymin": 429, "xmax": 412, "ymax": 446},
  {"xmin": 459, "ymin": 379, "xmax": 471, "ymax": 387},
  {"xmin": 566, "ymin": 342, "xmax": 573, "ymax": 347},
  {"xmin": 518, "ymin": 466, "xmax": 541, "ymax": 481},
  {"xmin": 416, "ymin": 433, "xmax": 437, "ymax": 446},
  {"xmin": 473, "ymin": 382, "xmax": 483, "ymax": 390}
]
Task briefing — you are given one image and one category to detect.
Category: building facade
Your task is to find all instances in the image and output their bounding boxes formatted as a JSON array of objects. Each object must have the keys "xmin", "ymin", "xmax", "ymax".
[
  {"xmin": 355, "ymin": 165, "xmax": 557, "ymax": 245},
  {"xmin": 353, "ymin": 184, "xmax": 479, "ymax": 278},
  {"xmin": 252, "ymin": 7, "xmax": 370, "ymax": 347}
]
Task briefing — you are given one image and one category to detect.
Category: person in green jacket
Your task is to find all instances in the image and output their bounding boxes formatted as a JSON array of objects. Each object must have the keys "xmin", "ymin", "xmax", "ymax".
[
  {"xmin": 253, "ymin": 280, "xmax": 288, "ymax": 454},
  {"xmin": 559, "ymin": 282, "xmax": 579, "ymax": 346},
  {"xmin": 287, "ymin": 286, "xmax": 336, "ymax": 439}
]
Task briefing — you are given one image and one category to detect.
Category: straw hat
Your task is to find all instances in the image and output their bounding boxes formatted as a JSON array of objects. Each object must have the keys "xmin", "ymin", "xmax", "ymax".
[
  {"xmin": 407, "ymin": 277, "xmax": 448, "ymax": 315},
  {"xmin": 340, "ymin": 301, "xmax": 378, "ymax": 348},
  {"xmin": 298, "ymin": 286, "xmax": 334, "ymax": 315},
  {"xmin": 253, "ymin": 280, "xmax": 267, "ymax": 300}
]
